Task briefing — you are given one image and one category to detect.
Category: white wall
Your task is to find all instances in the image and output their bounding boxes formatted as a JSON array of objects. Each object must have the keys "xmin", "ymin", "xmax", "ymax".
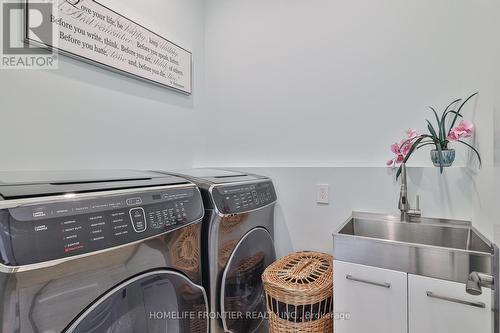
[
  {"xmin": 201, "ymin": 0, "xmax": 500, "ymax": 252},
  {"xmin": 1, "ymin": 0, "xmax": 205, "ymax": 171},
  {"xmin": 201, "ymin": 0, "xmax": 497, "ymax": 168},
  {"xmin": 471, "ymin": 45, "xmax": 500, "ymax": 239}
]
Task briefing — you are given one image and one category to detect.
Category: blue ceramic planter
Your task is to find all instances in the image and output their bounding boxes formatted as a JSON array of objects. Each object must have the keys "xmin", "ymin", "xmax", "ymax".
[{"xmin": 430, "ymin": 149, "xmax": 455, "ymax": 167}]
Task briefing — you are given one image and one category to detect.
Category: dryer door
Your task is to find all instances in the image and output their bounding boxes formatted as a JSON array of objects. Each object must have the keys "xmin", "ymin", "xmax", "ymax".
[
  {"xmin": 64, "ymin": 269, "xmax": 208, "ymax": 333},
  {"xmin": 220, "ymin": 227, "xmax": 276, "ymax": 333}
]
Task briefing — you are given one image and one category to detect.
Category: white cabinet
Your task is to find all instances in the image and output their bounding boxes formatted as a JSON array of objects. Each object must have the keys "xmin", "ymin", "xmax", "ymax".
[
  {"xmin": 408, "ymin": 274, "xmax": 492, "ymax": 333},
  {"xmin": 334, "ymin": 261, "xmax": 493, "ymax": 333},
  {"xmin": 334, "ymin": 260, "xmax": 408, "ymax": 333}
]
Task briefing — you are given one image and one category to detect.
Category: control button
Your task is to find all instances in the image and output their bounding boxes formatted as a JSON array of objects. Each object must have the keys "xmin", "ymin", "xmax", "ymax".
[
  {"xmin": 126, "ymin": 197, "xmax": 143, "ymax": 206},
  {"xmin": 34, "ymin": 224, "xmax": 48, "ymax": 232},
  {"xmin": 114, "ymin": 230, "xmax": 129, "ymax": 237},
  {"xmin": 129, "ymin": 207, "xmax": 147, "ymax": 233},
  {"xmin": 64, "ymin": 243, "xmax": 84, "ymax": 253},
  {"xmin": 252, "ymin": 191, "xmax": 259, "ymax": 204}
]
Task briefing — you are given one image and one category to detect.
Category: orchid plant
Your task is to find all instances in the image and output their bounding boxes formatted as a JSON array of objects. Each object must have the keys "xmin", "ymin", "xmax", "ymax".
[{"xmin": 387, "ymin": 92, "xmax": 481, "ymax": 178}]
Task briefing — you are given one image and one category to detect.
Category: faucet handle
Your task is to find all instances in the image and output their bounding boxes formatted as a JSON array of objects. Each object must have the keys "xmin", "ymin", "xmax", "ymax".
[{"xmin": 408, "ymin": 195, "xmax": 422, "ymax": 219}]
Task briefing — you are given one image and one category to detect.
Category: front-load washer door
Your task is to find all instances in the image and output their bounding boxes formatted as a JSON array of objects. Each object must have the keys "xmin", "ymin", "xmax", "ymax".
[
  {"xmin": 64, "ymin": 270, "xmax": 208, "ymax": 333},
  {"xmin": 220, "ymin": 227, "xmax": 276, "ymax": 333}
]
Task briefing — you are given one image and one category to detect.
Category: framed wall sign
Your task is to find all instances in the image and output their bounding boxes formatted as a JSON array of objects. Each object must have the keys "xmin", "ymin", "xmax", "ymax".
[{"xmin": 25, "ymin": 0, "xmax": 192, "ymax": 94}]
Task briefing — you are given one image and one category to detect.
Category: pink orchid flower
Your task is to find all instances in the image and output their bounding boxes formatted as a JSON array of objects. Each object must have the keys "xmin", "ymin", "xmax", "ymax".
[
  {"xmin": 406, "ymin": 129, "xmax": 419, "ymax": 140},
  {"xmin": 388, "ymin": 143, "xmax": 405, "ymax": 165},
  {"xmin": 447, "ymin": 120, "xmax": 474, "ymax": 142},
  {"xmin": 391, "ymin": 142, "xmax": 401, "ymax": 155},
  {"xmin": 401, "ymin": 141, "xmax": 412, "ymax": 156},
  {"xmin": 387, "ymin": 129, "xmax": 419, "ymax": 167}
]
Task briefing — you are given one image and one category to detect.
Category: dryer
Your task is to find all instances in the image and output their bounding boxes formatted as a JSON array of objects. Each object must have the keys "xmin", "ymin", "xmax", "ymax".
[
  {"xmin": 0, "ymin": 170, "xmax": 209, "ymax": 333},
  {"xmin": 160, "ymin": 169, "xmax": 277, "ymax": 333}
]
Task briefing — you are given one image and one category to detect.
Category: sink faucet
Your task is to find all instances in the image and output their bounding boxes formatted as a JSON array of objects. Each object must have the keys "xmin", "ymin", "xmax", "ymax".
[
  {"xmin": 398, "ymin": 163, "xmax": 421, "ymax": 222},
  {"xmin": 466, "ymin": 271, "xmax": 494, "ymax": 295}
]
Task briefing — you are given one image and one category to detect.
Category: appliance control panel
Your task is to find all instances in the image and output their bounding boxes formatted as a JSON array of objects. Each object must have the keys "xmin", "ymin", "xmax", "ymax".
[
  {"xmin": 211, "ymin": 180, "xmax": 277, "ymax": 215},
  {"xmin": 6, "ymin": 186, "xmax": 203, "ymax": 265}
]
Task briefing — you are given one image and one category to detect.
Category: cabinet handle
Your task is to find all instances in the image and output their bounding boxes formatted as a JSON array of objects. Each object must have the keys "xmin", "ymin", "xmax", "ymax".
[
  {"xmin": 345, "ymin": 274, "xmax": 391, "ymax": 288},
  {"xmin": 426, "ymin": 291, "xmax": 486, "ymax": 309}
]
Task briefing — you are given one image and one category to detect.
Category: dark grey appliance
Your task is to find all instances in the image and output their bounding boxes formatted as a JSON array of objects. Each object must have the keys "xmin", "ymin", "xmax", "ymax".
[
  {"xmin": 0, "ymin": 170, "xmax": 208, "ymax": 333},
  {"xmin": 159, "ymin": 169, "xmax": 277, "ymax": 333}
]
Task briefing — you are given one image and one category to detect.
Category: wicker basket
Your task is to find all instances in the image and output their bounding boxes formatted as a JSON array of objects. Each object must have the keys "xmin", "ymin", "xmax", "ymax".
[{"xmin": 262, "ymin": 252, "xmax": 334, "ymax": 332}]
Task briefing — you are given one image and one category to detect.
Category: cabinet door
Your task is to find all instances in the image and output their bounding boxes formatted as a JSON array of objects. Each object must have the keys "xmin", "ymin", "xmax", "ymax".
[
  {"xmin": 408, "ymin": 274, "xmax": 492, "ymax": 333},
  {"xmin": 334, "ymin": 260, "xmax": 408, "ymax": 333}
]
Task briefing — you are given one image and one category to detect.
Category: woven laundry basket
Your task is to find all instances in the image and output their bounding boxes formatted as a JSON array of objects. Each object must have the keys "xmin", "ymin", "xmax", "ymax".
[{"xmin": 262, "ymin": 252, "xmax": 334, "ymax": 333}]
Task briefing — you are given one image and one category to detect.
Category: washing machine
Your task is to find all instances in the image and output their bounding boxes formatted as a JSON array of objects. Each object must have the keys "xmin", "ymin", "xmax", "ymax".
[
  {"xmin": 160, "ymin": 169, "xmax": 277, "ymax": 333},
  {"xmin": 0, "ymin": 170, "xmax": 209, "ymax": 333}
]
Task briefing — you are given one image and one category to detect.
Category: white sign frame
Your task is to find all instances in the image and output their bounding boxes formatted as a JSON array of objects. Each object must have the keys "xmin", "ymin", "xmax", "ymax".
[{"xmin": 25, "ymin": 0, "xmax": 193, "ymax": 94}]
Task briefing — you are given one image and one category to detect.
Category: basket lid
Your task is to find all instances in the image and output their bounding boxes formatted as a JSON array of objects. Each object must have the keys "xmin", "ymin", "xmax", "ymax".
[{"xmin": 262, "ymin": 251, "xmax": 333, "ymax": 292}]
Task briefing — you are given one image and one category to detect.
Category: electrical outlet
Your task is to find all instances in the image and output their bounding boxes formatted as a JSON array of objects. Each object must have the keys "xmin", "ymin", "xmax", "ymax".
[{"xmin": 317, "ymin": 184, "xmax": 329, "ymax": 204}]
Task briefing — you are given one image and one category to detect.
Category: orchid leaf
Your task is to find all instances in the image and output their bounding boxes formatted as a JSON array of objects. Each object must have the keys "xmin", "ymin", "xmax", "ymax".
[
  {"xmin": 444, "ymin": 99, "xmax": 462, "ymax": 113},
  {"xmin": 457, "ymin": 140, "xmax": 482, "ymax": 167},
  {"xmin": 442, "ymin": 110, "xmax": 463, "ymax": 140},
  {"xmin": 429, "ymin": 107, "xmax": 442, "ymax": 141},
  {"xmin": 444, "ymin": 110, "xmax": 463, "ymax": 118},
  {"xmin": 396, "ymin": 136, "xmax": 426, "ymax": 180},
  {"xmin": 441, "ymin": 121, "xmax": 447, "ymax": 144},
  {"xmin": 448, "ymin": 92, "xmax": 478, "ymax": 135},
  {"xmin": 440, "ymin": 99, "xmax": 461, "ymax": 143},
  {"xmin": 426, "ymin": 120, "xmax": 439, "ymax": 141},
  {"xmin": 416, "ymin": 142, "xmax": 436, "ymax": 149},
  {"xmin": 441, "ymin": 99, "xmax": 461, "ymax": 122},
  {"xmin": 436, "ymin": 140, "xmax": 444, "ymax": 173}
]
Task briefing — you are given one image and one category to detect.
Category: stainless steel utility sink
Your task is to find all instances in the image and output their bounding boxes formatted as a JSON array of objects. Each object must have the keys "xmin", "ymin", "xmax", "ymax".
[
  {"xmin": 333, "ymin": 212, "xmax": 498, "ymax": 285},
  {"xmin": 339, "ymin": 213, "xmax": 492, "ymax": 253}
]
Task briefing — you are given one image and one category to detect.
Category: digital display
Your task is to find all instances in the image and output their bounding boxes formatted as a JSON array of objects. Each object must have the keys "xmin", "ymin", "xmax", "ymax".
[{"xmin": 211, "ymin": 181, "xmax": 277, "ymax": 215}]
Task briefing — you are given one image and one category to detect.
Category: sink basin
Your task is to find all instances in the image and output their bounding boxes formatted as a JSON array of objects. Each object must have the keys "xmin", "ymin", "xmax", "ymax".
[
  {"xmin": 339, "ymin": 213, "xmax": 492, "ymax": 253},
  {"xmin": 333, "ymin": 212, "xmax": 498, "ymax": 285}
]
